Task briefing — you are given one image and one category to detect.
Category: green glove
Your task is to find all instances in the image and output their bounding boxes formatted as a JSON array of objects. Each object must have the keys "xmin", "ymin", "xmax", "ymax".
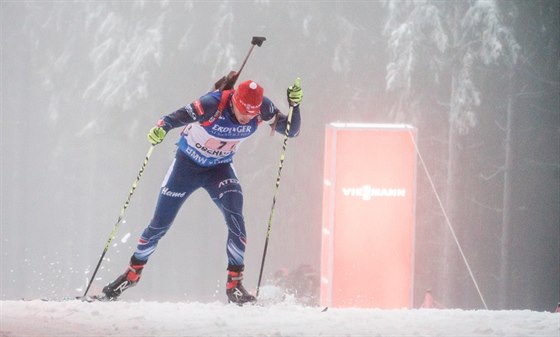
[
  {"xmin": 287, "ymin": 77, "xmax": 303, "ymax": 106},
  {"xmin": 147, "ymin": 126, "xmax": 167, "ymax": 145}
]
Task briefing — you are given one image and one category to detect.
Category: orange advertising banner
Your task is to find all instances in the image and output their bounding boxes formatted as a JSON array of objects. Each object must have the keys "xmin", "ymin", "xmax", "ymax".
[{"xmin": 321, "ymin": 123, "xmax": 417, "ymax": 308}]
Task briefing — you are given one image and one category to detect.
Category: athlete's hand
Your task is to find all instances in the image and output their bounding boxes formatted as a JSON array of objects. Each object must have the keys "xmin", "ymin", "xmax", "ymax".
[
  {"xmin": 147, "ymin": 122, "xmax": 167, "ymax": 145},
  {"xmin": 287, "ymin": 77, "xmax": 303, "ymax": 107}
]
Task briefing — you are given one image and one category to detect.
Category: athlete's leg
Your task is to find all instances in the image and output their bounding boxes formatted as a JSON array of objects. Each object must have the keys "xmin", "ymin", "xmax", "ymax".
[
  {"xmin": 101, "ymin": 152, "xmax": 201, "ymax": 300},
  {"xmin": 133, "ymin": 153, "xmax": 201, "ymax": 262},
  {"xmin": 205, "ymin": 163, "xmax": 256, "ymax": 304},
  {"xmin": 205, "ymin": 163, "xmax": 246, "ymax": 268}
]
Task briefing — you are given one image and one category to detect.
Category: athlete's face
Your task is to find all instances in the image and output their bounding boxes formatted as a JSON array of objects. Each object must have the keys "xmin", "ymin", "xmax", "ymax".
[{"xmin": 232, "ymin": 101, "xmax": 257, "ymax": 125}]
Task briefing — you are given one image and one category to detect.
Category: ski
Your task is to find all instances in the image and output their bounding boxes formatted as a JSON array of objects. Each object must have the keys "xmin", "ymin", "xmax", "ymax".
[{"xmin": 22, "ymin": 295, "xmax": 111, "ymax": 302}]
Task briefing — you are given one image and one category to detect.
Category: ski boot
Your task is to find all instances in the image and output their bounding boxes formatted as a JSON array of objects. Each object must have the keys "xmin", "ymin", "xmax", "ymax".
[
  {"xmin": 100, "ymin": 260, "xmax": 145, "ymax": 300},
  {"xmin": 226, "ymin": 268, "xmax": 256, "ymax": 305}
]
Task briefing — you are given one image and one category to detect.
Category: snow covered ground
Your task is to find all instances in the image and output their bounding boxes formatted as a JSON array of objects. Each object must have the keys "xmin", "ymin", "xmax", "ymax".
[{"xmin": 1, "ymin": 297, "xmax": 558, "ymax": 337}]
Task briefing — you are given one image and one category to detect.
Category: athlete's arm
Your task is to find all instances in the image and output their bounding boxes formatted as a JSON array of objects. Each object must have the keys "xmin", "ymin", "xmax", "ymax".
[
  {"xmin": 260, "ymin": 97, "xmax": 301, "ymax": 138},
  {"xmin": 158, "ymin": 94, "xmax": 220, "ymax": 132}
]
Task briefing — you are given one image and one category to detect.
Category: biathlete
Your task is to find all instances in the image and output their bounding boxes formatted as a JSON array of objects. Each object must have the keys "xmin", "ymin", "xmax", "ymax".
[{"xmin": 100, "ymin": 77, "xmax": 303, "ymax": 305}]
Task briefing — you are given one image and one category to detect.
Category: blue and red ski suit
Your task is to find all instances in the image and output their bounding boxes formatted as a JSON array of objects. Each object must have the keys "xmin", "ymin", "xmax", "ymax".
[{"xmin": 132, "ymin": 90, "xmax": 301, "ymax": 272}]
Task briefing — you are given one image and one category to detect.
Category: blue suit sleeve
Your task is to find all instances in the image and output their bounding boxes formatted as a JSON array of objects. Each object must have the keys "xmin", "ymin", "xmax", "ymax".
[
  {"xmin": 259, "ymin": 97, "xmax": 301, "ymax": 137},
  {"xmin": 157, "ymin": 94, "xmax": 220, "ymax": 132},
  {"xmin": 274, "ymin": 105, "xmax": 301, "ymax": 137}
]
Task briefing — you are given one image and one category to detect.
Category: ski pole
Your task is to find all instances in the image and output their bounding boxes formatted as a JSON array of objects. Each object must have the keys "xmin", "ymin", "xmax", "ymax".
[
  {"xmin": 83, "ymin": 145, "xmax": 155, "ymax": 297},
  {"xmin": 214, "ymin": 36, "xmax": 266, "ymax": 91},
  {"xmin": 256, "ymin": 105, "xmax": 294, "ymax": 297}
]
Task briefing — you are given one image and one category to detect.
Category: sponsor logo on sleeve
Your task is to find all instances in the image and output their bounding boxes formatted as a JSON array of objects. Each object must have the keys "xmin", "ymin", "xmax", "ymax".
[{"xmin": 184, "ymin": 105, "xmax": 197, "ymax": 120}]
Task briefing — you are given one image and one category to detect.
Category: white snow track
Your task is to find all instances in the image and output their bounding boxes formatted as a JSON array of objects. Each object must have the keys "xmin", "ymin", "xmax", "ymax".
[{"xmin": 1, "ymin": 300, "xmax": 558, "ymax": 337}]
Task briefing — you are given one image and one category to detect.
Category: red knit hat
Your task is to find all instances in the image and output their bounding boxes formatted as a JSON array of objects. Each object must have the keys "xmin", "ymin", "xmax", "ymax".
[{"xmin": 233, "ymin": 80, "xmax": 264, "ymax": 115}]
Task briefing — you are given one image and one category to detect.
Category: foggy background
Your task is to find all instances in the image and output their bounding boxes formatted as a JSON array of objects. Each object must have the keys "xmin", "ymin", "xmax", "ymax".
[{"xmin": 1, "ymin": 1, "xmax": 558, "ymax": 311}]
